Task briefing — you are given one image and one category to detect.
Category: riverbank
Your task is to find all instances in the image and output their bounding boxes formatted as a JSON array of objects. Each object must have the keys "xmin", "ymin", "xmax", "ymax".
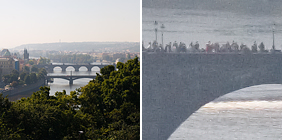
[{"xmin": 1, "ymin": 79, "xmax": 46, "ymax": 101}]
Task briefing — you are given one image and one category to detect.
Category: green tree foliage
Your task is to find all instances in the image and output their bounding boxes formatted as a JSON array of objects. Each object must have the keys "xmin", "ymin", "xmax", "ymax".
[
  {"xmin": 0, "ymin": 87, "xmax": 86, "ymax": 139},
  {"xmin": 23, "ymin": 66, "xmax": 30, "ymax": 73},
  {"xmin": 2, "ymin": 70, "xmax": 19, "ymax": 84},
  {"xmin": 28, "ymin": 60, "xmax": 34, "ymax": 65},
  {"xmin": 11, "ymin": 70, "xmax": 19, "ymax": 76},
  {"xmin": 0, "ymin": 58, "xmax": 139, "ymax": 139},
  {"xmin": 39, "ymin": 68, "xmax": 47, "ymax": 76},
  {"xmin": 19, "ymin": 72, "xmax": 27, "ymax": 81},
  {"xmin": 37, "ymin": 68, "xmax": 48, "ymax": 81},
  {"xmin": 38, "ymin": 57, "xmax": 51, "ymax": 65},
  {"xmin": 79, "ymin": 57, "xmax": 140, "ymax": 139},
  {"xmin": 30, "ymin": 73, "xmax": 37, "ymax": 84},
  {"xmin": 31, "ymin": 65, "xmax": 38, "ymax": 72},
  {"xmin": 49, "ymin": 54, "xmax": 94, "ymax": 63},
  {"xmin": 24, "ymin": 75, "xmax": 31, "ymax": 85}
]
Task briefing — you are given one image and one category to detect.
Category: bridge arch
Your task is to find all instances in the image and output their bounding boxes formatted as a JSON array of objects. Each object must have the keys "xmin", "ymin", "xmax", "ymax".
[
  {"xmin": 78, "ymin": 66, "xmax": 88, "ymax": 72},
  {"xmin": 91, "ymin": 66, "xmax": 101, "ymax": 72},
  {"xmin": 65, "ymin": 66, "xmax": 75, "ymax": 71},
  {"xmin": 52, "ymin": 66, "xmax": 63, "ymax": 72},
  {"xmin": 142, "ymin": 53, "xmax": 282, "ymax": 140},
  {"xmin": 39, "ymin": 64, "xmax": 110, "ymax": 73},
  {"xmin": 169, "ymin": 84, "xmax": 282, "ymax": 139}
]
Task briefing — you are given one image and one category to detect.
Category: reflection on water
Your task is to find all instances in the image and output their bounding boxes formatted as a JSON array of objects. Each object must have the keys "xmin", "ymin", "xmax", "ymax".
[
  {"xmin": 48, "ymin": 67, "xmax": 99, "ymax": 95},
  {"xmin": 169, "ymin": 84, "xmax": 282, "ymax": 140},
  {"xmin": 203, "ymin": 101, "xmax": 282, "ymax": 110}
]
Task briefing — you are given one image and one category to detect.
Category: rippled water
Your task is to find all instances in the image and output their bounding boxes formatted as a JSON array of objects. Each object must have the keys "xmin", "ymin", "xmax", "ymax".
[{"xmin": 169, "ymin": 84, "xmax": 282, "ymax": 140}]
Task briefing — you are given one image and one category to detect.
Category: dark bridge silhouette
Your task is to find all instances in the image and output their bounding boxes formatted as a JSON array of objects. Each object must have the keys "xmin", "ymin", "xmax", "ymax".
[
  {"xmin": 38, "ymin": 63, "xmax": 113, "ymax": 73},
  {"xmin": 47, "ymin": 74, "xmax": 96, "ymax": 85},
  {"xmin": 142, "ymin": 52, "xmax": 282, "ymax": 140}
]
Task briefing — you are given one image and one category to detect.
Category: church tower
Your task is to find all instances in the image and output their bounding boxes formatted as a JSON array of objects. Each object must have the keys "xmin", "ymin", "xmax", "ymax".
[{"xmin": 24, "ymin": 48, "xmax": 29, "ymax": 63}]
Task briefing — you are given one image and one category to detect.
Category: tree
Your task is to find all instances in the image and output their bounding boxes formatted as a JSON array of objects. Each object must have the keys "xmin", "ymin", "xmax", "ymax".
[
  {"xmin": 24, "ymin": 75, "xmax": 31, "ymax": 84},
  {"xmin": 2, "ymin": 70, "xmax": 19, "ymax": 84},
  {"xmin": 24, "ymin": 66, "xmax": 30, "ymax": 73},
  {"xmin": 38, "ymin": 57, "xmax": 50, "ymax": 65},
  {"xmin": 0, "ymin": 87, "xmax": 86, "ymax": 139},
  {"xmin": 2, "ymin": 75, "xmax": 10, "ymax": 84},
  {"xmin": 20, "ymin": 72, "xmax": 27, "ymax": 81},
  {"xmin": 31, "ymin": 65, "xmax": 38, "ymax": 72},
  {"xmin": 37, "ymin": 68, "xmax": 47, "ymax": 80},
  {"xmin": 79, "ymin": 57, "xmax": 140, "ymax": 139},
  {"xmin": 28, "ymin": 60, "xmax": 34, "ymax": 65},
  {"xmin": 11, "ymin": 70, "xmax": 19, "ymax": 77},
  {"xmin": 39, "ymin": 68, "xmax": 47, "ymax": 76},
  {"xmin": 30, "ymin": 73, "xmax": 37, "ymax": 83},
  {"xmin": 0, "ymin": 58, "xmax": 140, "ymax": 140}
]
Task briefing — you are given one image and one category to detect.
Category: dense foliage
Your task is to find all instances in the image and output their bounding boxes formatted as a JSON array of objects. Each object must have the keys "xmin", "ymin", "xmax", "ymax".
[
  {"xmin": 38, "ymin": 57, "xmax": 51, "ymax": 65},
  {"xmin": 0, "ymin": 57, "xmax": 140, "ymax": 139},
  {"xmin": 49, "ymin": 54, "xmax": 94, "ymax": 63},
  {"xmin": 3, "ymin": 68, "xmax": 47, "ymax": 87}
]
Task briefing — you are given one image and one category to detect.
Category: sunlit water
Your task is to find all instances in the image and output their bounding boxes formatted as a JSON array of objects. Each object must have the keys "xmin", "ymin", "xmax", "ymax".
[
  {"xmin": 47, "ymin": 66, "xmax": 100, "ymax": 96},
  {"xmin": 169, "ymin": 84, "xmax": 282, "ymax": 140}
]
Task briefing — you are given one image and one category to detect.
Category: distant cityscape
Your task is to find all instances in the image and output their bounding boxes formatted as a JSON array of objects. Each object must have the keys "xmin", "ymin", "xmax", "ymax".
[{"xmin": 0, "ymin": 42, "xmax": 139, "ymax": 92}]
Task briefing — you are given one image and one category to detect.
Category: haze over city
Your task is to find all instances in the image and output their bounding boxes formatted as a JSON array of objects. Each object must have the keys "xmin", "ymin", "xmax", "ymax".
[{"xmin": 0, "ymin": 0, "xmax": 140, "ymax": 48}]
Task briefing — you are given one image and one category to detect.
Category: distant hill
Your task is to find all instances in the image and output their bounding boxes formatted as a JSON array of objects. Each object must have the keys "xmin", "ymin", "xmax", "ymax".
[
  {"xmin": 12, "ymin": 42, "xmax": 140, "ymax": 52},
  {"xmin": 143, "ymin": 0, "xmax": 282, "ymax": 16}
]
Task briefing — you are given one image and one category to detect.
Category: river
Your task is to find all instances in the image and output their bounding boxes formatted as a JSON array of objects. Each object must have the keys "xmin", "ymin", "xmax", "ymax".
[{"xmin": 47, "ymin": 66, "xmax": 100, "ymax": 96}]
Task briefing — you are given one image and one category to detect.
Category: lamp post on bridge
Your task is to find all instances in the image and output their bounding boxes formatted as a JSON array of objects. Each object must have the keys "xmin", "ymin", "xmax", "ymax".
[
  {"xmin": 161, "ymin": 24, "xmax": 165, "ymax": 47},
  {"xmin": 154, "ymin": 21, "xmax": 158, "ymax": 42},
  {"xmin": 272, "ymin": 23, "xmax": 276, "ymax": 51}
]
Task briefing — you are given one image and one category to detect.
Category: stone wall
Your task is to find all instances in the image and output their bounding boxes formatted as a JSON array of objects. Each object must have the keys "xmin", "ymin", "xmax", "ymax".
[{"xmin": 142, "ymin": 52, "xmax": 282, "ymax": 140}]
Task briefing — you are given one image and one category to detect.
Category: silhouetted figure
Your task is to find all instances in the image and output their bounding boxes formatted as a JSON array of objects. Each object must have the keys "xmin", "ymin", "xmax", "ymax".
[
  {"xmin": 195, "ymin": 41, "xmax": 199, "ymax": 50},
  {"xmin": 258, "ymin": 42, "xmax": 265, "ymax": 52},
  {"xmin": 165, "ymin": 42, "xmax": 172, "ymax": 52},
  {"xmin": 251, "ymin": 41, "xmax": 257, "ymax": 53}
]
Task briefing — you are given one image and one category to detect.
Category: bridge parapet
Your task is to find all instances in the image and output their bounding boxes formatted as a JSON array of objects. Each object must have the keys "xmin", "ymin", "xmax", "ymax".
[{"xmin": 37, "ymin": 63, "xmax": 112, "ymax": 72}]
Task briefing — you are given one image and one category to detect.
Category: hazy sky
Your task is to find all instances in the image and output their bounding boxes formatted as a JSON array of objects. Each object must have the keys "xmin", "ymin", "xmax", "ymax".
[{"xmin": 0, "ymin": 0, "xmax": 140, "ymax": 48}]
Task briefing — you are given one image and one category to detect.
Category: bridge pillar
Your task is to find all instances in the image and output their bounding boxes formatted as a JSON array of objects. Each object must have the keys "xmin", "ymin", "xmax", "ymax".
[
  {"xmin": 87, "ymin": 66, "xmax": 92, "ymax": 72},
  {"xmin": 69, "ymin": 76, "xmax": 73, "ymax": 85},
  {"xmin": 69, "ymin": 79, "xmax": 73, "ymax": 85},
  {"xmin": 74, "ymin": 67, "xmax": 79, "ymax": 72},
  {"xmin": 62, "ymin": 68, "xmax": 66, "ymax": 72}
]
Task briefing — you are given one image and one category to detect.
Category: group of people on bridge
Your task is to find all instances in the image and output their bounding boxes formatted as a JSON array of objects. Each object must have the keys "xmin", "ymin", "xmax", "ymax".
[{"xmin": 142, "ymin": 40, "xmax": 272, "ymax": 53}]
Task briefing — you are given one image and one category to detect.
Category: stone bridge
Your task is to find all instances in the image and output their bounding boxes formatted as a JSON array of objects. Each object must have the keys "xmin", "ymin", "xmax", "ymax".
[
  {"xmin": 37, "ymin": 63, "xmax": 114, "ymax": 73},
  {"xmin": 142, "ymin": 52, "xmax": 282, "ymax": 140}
]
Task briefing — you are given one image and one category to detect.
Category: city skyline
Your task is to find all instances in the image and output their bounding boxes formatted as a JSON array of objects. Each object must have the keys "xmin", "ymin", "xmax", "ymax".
[{"xmin": 0, "ymin": 0, "xmax": 140, "ymax": 48}]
